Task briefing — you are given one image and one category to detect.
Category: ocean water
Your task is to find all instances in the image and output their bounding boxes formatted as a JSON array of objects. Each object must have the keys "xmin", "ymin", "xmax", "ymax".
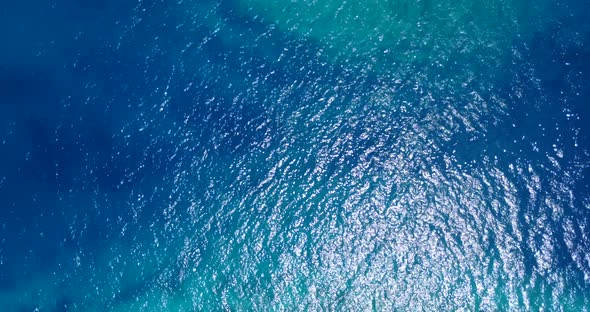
[{"xmin": 1, "ymin": 0, "xmax": 590, "ymax": 310}]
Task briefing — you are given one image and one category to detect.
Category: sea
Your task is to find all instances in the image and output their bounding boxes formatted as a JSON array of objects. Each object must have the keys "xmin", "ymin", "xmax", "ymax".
[{"xmin": 1, "ymin": 0, "xmax": 590, "ymax": 310}]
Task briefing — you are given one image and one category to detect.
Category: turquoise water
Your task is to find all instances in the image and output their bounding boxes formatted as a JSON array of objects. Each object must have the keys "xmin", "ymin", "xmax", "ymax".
[{"xmin": 1, "ymin": 0, "xmax": 590, "ymax": 310}]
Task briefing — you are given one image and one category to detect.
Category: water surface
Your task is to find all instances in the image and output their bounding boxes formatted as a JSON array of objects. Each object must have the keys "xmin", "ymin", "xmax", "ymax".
[{"xmin": 1, "ymin": 0, "xmax": 590, "ymax": 310}]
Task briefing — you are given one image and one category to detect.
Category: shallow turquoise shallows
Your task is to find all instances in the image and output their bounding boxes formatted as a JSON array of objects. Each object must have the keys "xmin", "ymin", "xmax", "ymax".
[{"xmin": 0, "ymin": 0, "xmax": 589, "ymax": 310}]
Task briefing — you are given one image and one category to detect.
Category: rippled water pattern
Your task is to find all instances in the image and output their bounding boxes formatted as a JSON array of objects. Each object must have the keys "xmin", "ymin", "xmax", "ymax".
[{"xmin": 1, "ymin": 0, "xmax": 590, "ymax": 310}]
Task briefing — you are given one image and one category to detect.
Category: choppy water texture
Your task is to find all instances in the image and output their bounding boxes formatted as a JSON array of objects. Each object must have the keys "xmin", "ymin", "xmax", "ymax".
[{"xmin": 1, "ymin": 0, "xmax": 590, "ymax": 310}]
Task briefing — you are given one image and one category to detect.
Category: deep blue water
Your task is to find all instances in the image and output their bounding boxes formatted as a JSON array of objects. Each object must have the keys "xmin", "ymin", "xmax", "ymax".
[{"xmin": 1, "ymin": 0, "xmax": 590, "ymax": 310}]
